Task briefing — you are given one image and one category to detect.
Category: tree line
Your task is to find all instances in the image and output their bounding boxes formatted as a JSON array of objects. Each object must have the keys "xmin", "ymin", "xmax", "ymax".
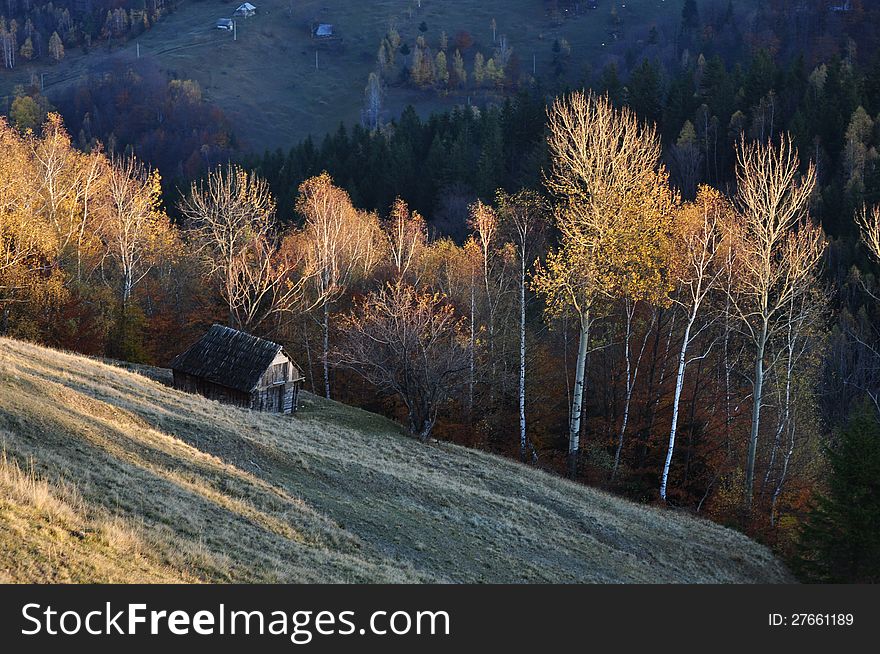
[
  {"xmin": 3, "ymin": 91, "xmax": 879, "ymax": 581},
  {"xmin": 0, "ymin": 0, "xmax": 173, "ymax": 70}
]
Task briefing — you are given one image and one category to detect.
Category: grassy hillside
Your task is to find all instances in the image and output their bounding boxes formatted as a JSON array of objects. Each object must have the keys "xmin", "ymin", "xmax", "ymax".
[
  {"xmin": 0, "ymin": 336, "xmax": 791, "ymax": 583},
  {"xmin": 1, "ymin": 0, "xmax": 691, "ymax": 152}
]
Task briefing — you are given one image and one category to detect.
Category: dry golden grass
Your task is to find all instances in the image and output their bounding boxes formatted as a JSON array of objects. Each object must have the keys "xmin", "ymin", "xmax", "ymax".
[{"xmin": 0, "ymin": 336, "xmax": 792, "ymax": 583}]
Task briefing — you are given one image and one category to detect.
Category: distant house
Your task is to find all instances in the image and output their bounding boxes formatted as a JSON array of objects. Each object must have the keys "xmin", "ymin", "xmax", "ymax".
[
  {"xmin": 234, "ymin": 2, "xmax": 257, "ymax": 17},
  {"xmin": 216, "ymin": 18, "xmax": 234, "ymax": 30},
  {"xmin": 829, "ymin": 1, "xmax": 851, "ymax": 11},
  {"xmin": 171, "ymin": 325, "xmax": 303, "ymax": 414},
  {"xmin": 314, "ymin": 23, "xmax": 334, "ymax": 38}
]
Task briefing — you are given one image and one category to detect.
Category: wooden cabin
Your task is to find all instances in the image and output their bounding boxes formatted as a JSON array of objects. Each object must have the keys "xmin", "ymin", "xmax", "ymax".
[{"xmin": 171, "ymin": 324, "xmax": 303, "ymax": 414}]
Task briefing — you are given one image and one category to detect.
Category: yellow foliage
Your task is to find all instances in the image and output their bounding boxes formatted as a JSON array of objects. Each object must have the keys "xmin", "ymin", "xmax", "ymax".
[{"xmin": 535, "ymin": 91, "xmax": 679, "ymax": 319}]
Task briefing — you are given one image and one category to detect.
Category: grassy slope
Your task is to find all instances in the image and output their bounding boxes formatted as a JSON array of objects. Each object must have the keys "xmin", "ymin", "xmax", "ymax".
[
  {"xmin": 0, "ymin": 336, "xmax": 791, "ymax": 583},
  {"xmin": 1, "ymin": 0, "xmax": 693, "ymax": 152}
]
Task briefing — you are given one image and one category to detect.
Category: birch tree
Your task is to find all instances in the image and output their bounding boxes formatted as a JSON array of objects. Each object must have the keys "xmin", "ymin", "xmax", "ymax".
[
  {"xmin": 31, "ymin": 115, "xmax": 83, "ymax": 267},
  {"xmin": 534, "ymin": 239, "xmax": 598, "ymax": 474},
  {"xmin": 536, "ymin": 91, "xmax": 670, "ymax": 475},
  {"xmin": 764, "ymin": 286, "xmax": 824, "ymax": 524},
  {"xmin": 179, "ymin": 164, "xmax": 280, "ymax": 329},
  {"xmin": 296, "ymin": 173, "xmax": 383, "ymax": 398},
  {"xmin": 30, "ymin": 116, "xmax": 108, "ymax": 282},
  {"xmin": 727, "ymin": 136, "xmax": 826, "ymax": 511},
  {"xmin": 497, "ymin": 189, "xmax": 545, "ymax": 461},
  {"xmin": 854, "ymin": 204, "xmax": 880, "ymax": 414},
  {"xmin": 660, "ymin": 186, "xmax": 728, "ymax": 501},
  {"xmin": 0, "ymin": 118, "xmax": 55, "ymax": 319},
  {"xmin": 857, "ymin": 205, "xmax": 880, "ymax": 263},
  {"xmin": 103, "ymin": 155, "xmax": 169, "ymax": 306},
  {"xmin": 385, "ymin": 198, "xmax": 427, "ymax": 281},
  {"xmin": 468, "ymin": 200, "xmax": 500, "ymax": 387}
]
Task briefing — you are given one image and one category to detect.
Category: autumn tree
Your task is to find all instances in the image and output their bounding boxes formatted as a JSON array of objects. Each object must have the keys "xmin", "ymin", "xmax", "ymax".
[
  {"xmin": 609, "ymin": 171, "xmax": 678, "ymax": 479},
  {"xmin": 179, "ymin": 164, "xmax": 300, "ymax": 331},
  {"xmin": 19, "ymin": 37, "xmax": 32, "ymax": 61},
  {"xmin": 0, "ymin": 117, "xmax": 58, "ymax": 329},
  {"xmin": 536, "ymin": 91, "xmax": 671, "ymax": 474},
  {"xmin": 334, "ymin": 282, "xmax": 470, "ymax": 440},
  {"xmin": 727, "ymin": 136, "xmax": 826, "ymax": 511},
  {"xmin": 384, "ymin": 198, "xmax": 427, "ymax": 281},
  {"xmin": 473, "ymin": 52, "xmax": 485, "ymax": 86},
  {"xmin": 296, "ymin": 173, "xmax": 383, "ymax": 398},
  {"xmin": 30, "ymin": 115, "xmax": 107, "ymax": 283},
  {"xmin": 435, "ymin": 50, "xmax": 449, "ymax": 88},
  {"xmin": 424, "ymin": 236, "xmax": 482, "ymax": 417},
  {"xmin": 9, "ymin": 96, "xmax": 41, "ymax": 132},
  {"xmin": 858, "ymin": 204, "xmax": 880, "ymax": 263},
  {"xmin": 660, "ymin": 186, "xmax": 729, "ymax": 501},
  {"xmin": 103, "ymin": 155, "xmax": 170, "ymax": 307},
  {"xmin": 468, "ymin": 201, "xmax": 500, "ymax": 382}
]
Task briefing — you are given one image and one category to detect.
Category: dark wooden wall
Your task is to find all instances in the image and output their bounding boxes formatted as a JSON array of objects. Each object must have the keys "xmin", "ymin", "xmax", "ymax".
[
  {"xmin": 250, "ymin": 381, "xmax": 299, "ymax": 415},
  {"xmin": 172, "ymin": 371, "xmax": 251, "ymax": 407},
  {"xmin": 173, "ymin": 370, "xmax": 300, "ymax": 415}
]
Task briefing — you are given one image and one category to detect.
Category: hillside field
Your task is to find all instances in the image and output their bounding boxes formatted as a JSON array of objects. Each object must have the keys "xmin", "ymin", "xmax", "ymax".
[
  {"xmin": 0, "ymin": 0, "xmax": 688, "ymax": 152},
  {"xmin": 0, "ymin": 336, "xmax": 791, "ymax": 583}
]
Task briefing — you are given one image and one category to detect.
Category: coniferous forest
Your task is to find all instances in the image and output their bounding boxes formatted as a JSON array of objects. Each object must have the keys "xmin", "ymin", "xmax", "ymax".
[{"xmin": 2, "ymin": 0, "xmax": 880, "ymax": 582}]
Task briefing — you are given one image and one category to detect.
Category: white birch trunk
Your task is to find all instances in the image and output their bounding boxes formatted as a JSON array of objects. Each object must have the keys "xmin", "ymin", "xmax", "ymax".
[
  {"xmin": 612, "ymin": 302, "xmax": 652, "ymax": 479},
  {"xmin": 469, "ymin": 280, "xmax": 475, "ymax": 416},
  {"xmin": 745, "ymin": 324, "xmax": 768, "ymax": 509},
  {"xmin": 660, "ymin": 317, "xmax": 694, "ymax": 501},
  {"xmin": 322, "ymin": 300, "xmax": 331, "ymax": 399},
  {"xmin": 519, "ymin": 258, "xmax": 527, "ymax": 461},
  {"xmin": 612, "ymin": 304, "xmax": 634, "ymax": 478},
  {"xmin": 568, "ymin": 311, "xmax": 590, "ymax": 475}
]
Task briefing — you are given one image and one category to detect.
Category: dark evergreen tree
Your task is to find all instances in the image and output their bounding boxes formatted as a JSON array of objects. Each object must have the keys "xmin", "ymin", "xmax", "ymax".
[
  {"xmin": 797, "ymin": 406, "xmax": 880, "ymax": 583},
  {"xmin": 681, "ymin": 0, "xmax": 700, "ymax": 32},
  {"xmin": 597, "ymin": 63, "xmax": 625, "ymax": 106},
  {"xmin": 627, "ymin": 59, "xmax": 664, "ymax": 127}
]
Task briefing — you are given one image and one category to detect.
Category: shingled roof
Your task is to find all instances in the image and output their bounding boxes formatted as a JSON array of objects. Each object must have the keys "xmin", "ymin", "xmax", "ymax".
[{"xmin": 170, "ymin": 324, "xmax": 297, "ymax": 392}]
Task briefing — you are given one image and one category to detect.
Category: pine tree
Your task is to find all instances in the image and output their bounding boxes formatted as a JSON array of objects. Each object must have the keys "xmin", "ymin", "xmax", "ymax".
[
  {"xmin": 681, "ymin": 0, "xmax": 700, "ymax": 32},
  {"xmin": 628, "ymin": 59, "xmax": 663, "ymax": 125},
  {"xmin": 797, "ymin": 406, "xmax": 880, "ymax": 583},
  {"xmin": 598, "ymin": 63, "xmax": 624, "ymax": 105}
]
